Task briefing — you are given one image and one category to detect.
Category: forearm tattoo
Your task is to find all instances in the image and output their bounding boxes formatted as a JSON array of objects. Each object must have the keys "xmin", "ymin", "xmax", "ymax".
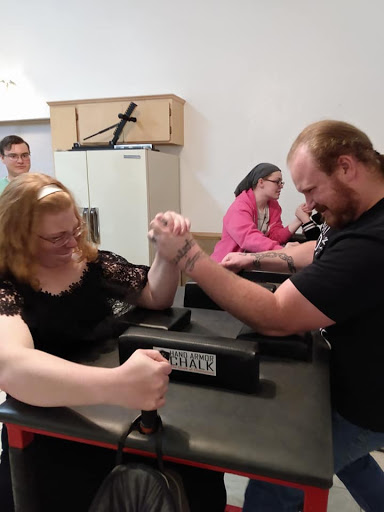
[
  {"xmin": 251, "ymin": 252, "xmax": 297, "ymax": 273},
  {"xmin": 172, "ymin": 238, "xmax": 197, "ymax": 265},
  {"xmin": 184, "ymin": 251, "xmax": 204, "ymax": 272}
]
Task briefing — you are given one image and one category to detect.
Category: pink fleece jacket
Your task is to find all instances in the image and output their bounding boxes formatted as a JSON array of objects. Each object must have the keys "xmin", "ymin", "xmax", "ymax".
[{"xmin": 211, "ymin": 188, "xmax": 292, "ymax": 262}]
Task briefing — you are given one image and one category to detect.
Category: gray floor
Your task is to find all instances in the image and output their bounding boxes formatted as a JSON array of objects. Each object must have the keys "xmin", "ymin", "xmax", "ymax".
[
  {"xmin": 1, "ymin": 391, "xmax": 383, "ymax": 511},
  {"xmin": 224, "ymin": 452, "xmax": 384, "ymax": 511}
]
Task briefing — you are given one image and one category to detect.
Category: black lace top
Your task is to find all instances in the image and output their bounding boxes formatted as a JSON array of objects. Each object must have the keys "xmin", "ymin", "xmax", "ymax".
[{"xmin": 0, "ymin": 251, "xmax": 149, "ymax": 360}]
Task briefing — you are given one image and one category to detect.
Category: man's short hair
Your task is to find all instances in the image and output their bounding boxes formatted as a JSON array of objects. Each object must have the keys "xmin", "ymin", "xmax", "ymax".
[
  {"xmin": 0, "ymin": 135, "xmax": 30, "ymax": 156},
  {"xmin": 287, "ymin": 120, "xmax": 381, "ymax": 175}
]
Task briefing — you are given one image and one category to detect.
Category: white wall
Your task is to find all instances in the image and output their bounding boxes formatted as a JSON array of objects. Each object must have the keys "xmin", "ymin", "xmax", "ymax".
[{"xmin": 1, "ymin": 0, "xmax": 383, "ymax": 231}]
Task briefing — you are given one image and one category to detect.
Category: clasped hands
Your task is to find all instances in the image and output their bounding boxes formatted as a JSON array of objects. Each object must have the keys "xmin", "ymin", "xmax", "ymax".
[
  {"xmin": 148, "ymin": 211, "xmax": 196, "ymax": 267},
  {"xmin": 295, "ymin": 203, "xmax": 313, "ymax": 224}
]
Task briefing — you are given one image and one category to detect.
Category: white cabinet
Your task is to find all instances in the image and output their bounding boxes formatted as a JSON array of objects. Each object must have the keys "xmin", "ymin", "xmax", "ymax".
[{"xmin": 54, "ymin": 149, "xmax": 180, "ymax": 265}]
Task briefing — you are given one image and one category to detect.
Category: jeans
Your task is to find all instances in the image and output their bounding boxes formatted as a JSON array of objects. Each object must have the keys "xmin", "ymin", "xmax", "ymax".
[{"xmin": 242, "ymin": 410, "xmax": 384, "ymax": 512}]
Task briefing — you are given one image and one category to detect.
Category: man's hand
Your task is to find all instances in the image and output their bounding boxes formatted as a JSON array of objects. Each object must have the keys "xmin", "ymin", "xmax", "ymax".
[
  {"xmin": 301, "ymin": 203, "xmax": 313, "ymax": 214},
  {"xmin": 295, "ymin": 203, "xmax": 311, "ymax": 223}
]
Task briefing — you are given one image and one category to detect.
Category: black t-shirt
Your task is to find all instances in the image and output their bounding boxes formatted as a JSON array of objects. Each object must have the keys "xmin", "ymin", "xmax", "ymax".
[
  {"xmin": 291, "ymin": 198, "xmax": 384, "ymax": 432},
  {"xmin": 0, "ymin": 250, "xmax": 149, "ymax": 361}
]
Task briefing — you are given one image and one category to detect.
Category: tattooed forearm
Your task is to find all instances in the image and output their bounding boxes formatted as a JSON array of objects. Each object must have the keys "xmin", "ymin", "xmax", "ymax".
[
  {"xmin": 252, "ymin": 252, "xmax": 297, "ymax": 273},
  {"xmin": 184, "ymin": 250, "xmax": 204, "ymax": 272},
  {"xmin": 172, "ymin": 238, "xmax": 196, "ymax": 265},
  {"xmin": 252, "ymin": 252, "xmax": 277, "ymax": 270},
  {"xmin": 279, "ymin": 254, "xmax": 297, "ymax": 273}
]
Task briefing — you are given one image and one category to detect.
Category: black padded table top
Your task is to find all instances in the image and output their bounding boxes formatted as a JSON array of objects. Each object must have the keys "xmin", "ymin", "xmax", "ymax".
[{"xmin": 0, "ymin": 288, "xmax": 333, "ymax": 490}]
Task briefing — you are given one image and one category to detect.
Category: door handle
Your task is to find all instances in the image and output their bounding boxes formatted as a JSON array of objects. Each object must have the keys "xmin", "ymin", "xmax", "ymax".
[
  {"xmin": 80, "ymin": 207, "xmax": 91, "ymax": 241},
  {"xmin": 90, "ymin": 207, "xmax": 100, "ymax": 244}
]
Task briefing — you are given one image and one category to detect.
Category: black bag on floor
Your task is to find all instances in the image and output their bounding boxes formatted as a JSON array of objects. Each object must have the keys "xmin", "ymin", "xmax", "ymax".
[{"xmin": 88, "ymin": 415, "xmax": 190, "ymax": 512}]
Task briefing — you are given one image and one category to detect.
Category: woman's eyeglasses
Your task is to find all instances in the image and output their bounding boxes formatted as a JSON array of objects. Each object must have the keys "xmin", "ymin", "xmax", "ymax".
[
  {"xmin": 3, "ymin": 152, "xmax": 31, "ymax": 161},
  {"xmin": 263, "ymin": 179, "xmax": 285, "ymax": 187},
  {"xmin": 38, "ymin": 224, "xmax": 84, "ymax": 247}
]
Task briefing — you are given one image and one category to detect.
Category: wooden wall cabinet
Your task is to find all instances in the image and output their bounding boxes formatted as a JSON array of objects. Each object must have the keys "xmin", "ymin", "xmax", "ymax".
[{"xmin": 48, "ymin": 94, "xmax": 185, "ymax": 151}]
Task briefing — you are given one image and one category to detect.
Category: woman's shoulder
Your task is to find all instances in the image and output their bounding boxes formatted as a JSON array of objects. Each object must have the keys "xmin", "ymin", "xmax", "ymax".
[
  {"xmin": 96, "ymin": 250, "xmax": 149, "ymax": 277},
  {"xmin": 0, "ymin": 275, "xmax": 24, "ymax": 316},
  {"xmin": 0, "ymin": 274, "xmax": 19, "ymax": 292},
  {"xmin": 227, "ymin": 189, "xmax": 255, "ymax": 213},
  {"xmin": 94, "ymin": 250, "xmax": 149, "ymax": 299},
  {"xmin": 238, "ymin": 189, "xmax": 255, "ymax": 202},
  {"xmin": 96, "ymin": 250, "xmax": 129, "ymax": 267}
]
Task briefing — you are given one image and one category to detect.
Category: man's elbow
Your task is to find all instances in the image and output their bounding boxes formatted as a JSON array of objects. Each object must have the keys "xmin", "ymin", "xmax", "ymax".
[{"xmin": 249, "ymin": 320, "xmax": 299, "ymax": 338}]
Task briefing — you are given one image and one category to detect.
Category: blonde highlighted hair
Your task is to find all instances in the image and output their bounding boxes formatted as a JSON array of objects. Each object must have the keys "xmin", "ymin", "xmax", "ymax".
[
  {"xmin": 287, "ymin": 120, "xmax": 383, "ymax": 176},
  {"xmin": 0, "ymin": 173, "xmax": 98, "ymax": 288}
]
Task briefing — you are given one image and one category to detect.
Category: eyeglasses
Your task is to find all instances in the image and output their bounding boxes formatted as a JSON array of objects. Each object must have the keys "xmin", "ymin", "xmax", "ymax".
[
  {"xmin": 3, "ymin": 152, "xmax": 31, "ymax": 161},
  {"xmin": 38, "ymin": 224, "xmax": 84, "ymax": 247},
  {"xmin": 263, "ymin": 179, "xmax": 285, "ymax": 187}
]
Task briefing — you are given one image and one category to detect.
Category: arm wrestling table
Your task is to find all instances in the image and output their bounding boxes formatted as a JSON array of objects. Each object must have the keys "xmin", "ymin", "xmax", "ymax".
[{"xmin": 0, "ymin": 287, "xmax": 333, "ymax": 512}]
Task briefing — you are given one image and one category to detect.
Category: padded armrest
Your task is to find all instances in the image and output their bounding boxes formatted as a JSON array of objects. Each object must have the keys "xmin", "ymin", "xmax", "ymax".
[
  {"xmin": 289, "ymin": 233, "xmax": 306, "ymax": 243},
  {"xmin": 120, "ymin": 306, "xmax": 191, "ymax": 331},
  {"xmin": 119, "ymin": 327, "xmax": 260, "ymax": 393},
  {"xmin": 237, "ymin": 324, "xmax": 313, "ymax": 361}
]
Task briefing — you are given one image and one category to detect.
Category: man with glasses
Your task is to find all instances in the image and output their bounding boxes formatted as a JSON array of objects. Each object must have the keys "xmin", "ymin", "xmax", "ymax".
[{"xmin": 0, "ymin": 135, "xmax": 31, "ymax": 194}]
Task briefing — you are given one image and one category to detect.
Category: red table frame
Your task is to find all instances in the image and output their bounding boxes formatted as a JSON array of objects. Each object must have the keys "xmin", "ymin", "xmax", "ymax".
[{"xmin": 6, "ymin": 422, "xmax": 329, "ymax": 512}]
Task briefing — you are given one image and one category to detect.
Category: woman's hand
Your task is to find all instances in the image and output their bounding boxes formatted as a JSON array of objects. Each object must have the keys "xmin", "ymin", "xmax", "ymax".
[
  {"xmin": 221, "ymin": 252, "xmax": 255, "ymax": 272},
  {"xmin": 149, "ymin": 211, "xmax": 191, "ymax": 240},
  {"xmin": 116, "ymin": 349, "xmax": 172, "ymax": 410}
]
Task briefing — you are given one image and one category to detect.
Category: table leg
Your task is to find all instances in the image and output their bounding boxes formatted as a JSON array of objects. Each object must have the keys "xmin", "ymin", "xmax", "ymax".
[
  {"xmin": 6, "ymin": 423, "xmax": 34, "ymax": 449},
  {"xmin": 303, "ymin": 487, "xmax": 329, "ymax": 512}
]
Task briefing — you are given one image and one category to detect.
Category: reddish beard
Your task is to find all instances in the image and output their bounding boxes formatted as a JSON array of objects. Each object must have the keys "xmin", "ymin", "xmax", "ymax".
[{"xmin": 315, "ymin": 179, "xmax": 360, "ymax": 229}]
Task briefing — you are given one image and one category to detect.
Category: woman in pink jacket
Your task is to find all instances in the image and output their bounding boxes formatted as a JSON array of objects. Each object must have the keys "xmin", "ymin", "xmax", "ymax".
[{"xmin": 211, "ymin": 163, "xmax": 304, "ymax": 262}]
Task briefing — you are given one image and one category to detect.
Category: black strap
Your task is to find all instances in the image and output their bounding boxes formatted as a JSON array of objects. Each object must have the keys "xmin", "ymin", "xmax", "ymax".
[{"xmin": 116, "ymin": 414, "xmax": 165, "ymax": 473}]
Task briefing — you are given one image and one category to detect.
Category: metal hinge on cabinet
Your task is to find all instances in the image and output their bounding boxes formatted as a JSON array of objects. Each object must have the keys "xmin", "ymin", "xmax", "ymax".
[
  {"xmin": 170, "ymin": 126, "xmax": 172, "ymax": 135},
  {"xmin": 169, "ymin": 105, "xmax": 172, "ymax": 116}
]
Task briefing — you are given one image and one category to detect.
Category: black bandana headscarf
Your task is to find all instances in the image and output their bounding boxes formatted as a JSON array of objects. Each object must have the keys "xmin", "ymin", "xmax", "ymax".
[{"xmin": 234, "ymin": 163, "xmax": 282, "ymax": 197}]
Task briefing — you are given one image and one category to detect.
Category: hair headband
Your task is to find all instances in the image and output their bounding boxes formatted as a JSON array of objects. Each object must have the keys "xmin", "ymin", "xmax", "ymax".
[{"xmin": 37, "ymin": 185, "xmax": 63, "ymax": 201}]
